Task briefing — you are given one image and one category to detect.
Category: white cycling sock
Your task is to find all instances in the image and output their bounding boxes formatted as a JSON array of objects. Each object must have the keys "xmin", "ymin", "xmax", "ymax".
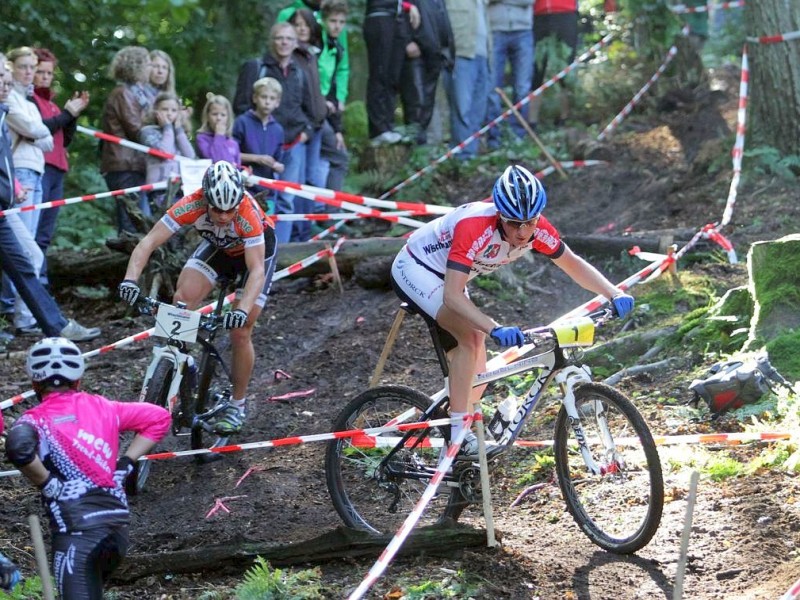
[
  {"xmin": 450, "ymin": 411, "xmax": 468, "ymax": 444},
  {"xmin": 232, "ymin": 398, "xmax": 247, "ymax": 414}
]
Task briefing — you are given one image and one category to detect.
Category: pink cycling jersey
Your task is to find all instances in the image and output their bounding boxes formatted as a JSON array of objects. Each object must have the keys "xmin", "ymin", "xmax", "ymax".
[
  {"xmin": 16, "ymin": 391, "xmax": 170, "ymax": 488},
  {"xmin": 404, "ymin": 201, "xmax": 564, "ymax": 279}
]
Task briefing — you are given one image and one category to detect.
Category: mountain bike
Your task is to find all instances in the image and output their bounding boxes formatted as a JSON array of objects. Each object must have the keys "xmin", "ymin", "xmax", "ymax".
[
  {"xmin": 325, "ymin": 306, "xmax": 664, "ymax": 554},
  {"xmin": 131, "ymin": 281, "xmax": 236, "ymax": 493}
]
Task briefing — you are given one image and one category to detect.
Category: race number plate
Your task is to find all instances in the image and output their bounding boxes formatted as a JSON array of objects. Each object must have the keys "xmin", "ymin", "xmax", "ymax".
[
  {"xmin": 552, "ymin": 316, "xmax": 595, "ymax": 348},
  {"xmin": 154, "ymin": 304, "xmax": 201, "ymax": 343}
]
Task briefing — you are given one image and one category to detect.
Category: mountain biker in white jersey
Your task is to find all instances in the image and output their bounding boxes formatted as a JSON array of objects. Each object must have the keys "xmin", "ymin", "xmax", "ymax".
[{"xmin": 390, "ymin": 164, "xmax": 634, "ymax": 458}]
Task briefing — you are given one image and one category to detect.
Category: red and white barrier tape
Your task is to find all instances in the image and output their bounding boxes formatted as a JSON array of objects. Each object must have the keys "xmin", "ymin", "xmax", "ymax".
[
  {"xmin": 379, "ymin": 33, "xmax": 615, "ymax": 199},
  {"xmin": 747, "ymin": 30, "xmax": 800, "ymax": 44},
  {"xmin": 597, "ymin": 28, "xmax": 687, "ymax": 140},
  {"xmin": 670, "ymin": 1, "xmax": 744, "ymax": 14},
  {"xmin": 720, "ymin": 44, "xmax": 749, "ymax": 229},
  {"xmin": 781, "ymin": 575, "xmax": 800, "ymax": 600},
  {"xmin": 348, "ymin": 413, "xmax": 477, "ymax": 600},
  {"xmin": 77, "ymin": 125, "xmax": 193, "ymax": 162},
  {"xmin": 0, "ymin": 181, "xmax": 170, "ymax": 218},
  {"xmin": 272, "ymin": 210, "xmax": 421, "ymax": 222}
]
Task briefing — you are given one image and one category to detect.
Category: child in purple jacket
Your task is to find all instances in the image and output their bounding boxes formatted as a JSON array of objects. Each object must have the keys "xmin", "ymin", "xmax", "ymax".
[{"xmin": 196, "ymin": 93, "xmax": 241, "ymax": 166}]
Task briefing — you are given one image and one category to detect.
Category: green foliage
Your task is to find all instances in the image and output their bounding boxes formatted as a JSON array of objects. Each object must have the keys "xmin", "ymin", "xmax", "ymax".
[
  {"xmin": 235, "ymin": 557, "xmax": 323, "ymax": 600},
  {"xmin": 702, "ymin": 452, "xmax": 743, "ymax": 481},
  {"xmin": 0, "ymin": 575, "xmax": 46, "ymax": 599},
  {"xmin": 766, "ymin": 332, "xmax": 800, "ymax": 382},
  {"xmin": 515, "ymin": 451, "xmax": 556, "ymax": 487},
  {"xmin": 743, "ymin": 146, "xmax": 800, "ymax": 180},
  {"xmin": 397, "ymin": 570, "xmax": 482, "ymax": 599}
]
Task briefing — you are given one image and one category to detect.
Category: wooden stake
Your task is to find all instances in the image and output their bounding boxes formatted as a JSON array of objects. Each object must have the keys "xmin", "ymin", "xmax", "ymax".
[
  {"xmin": 369, "ymin": 309, "xmax": 406, "ymax": 387},
  {"xmin": 325, "ymin": 243, "xmax": 344, "ymax": 295},
  {"xmin": 495, "ymin": 87, "xmax": 568, "ymax": 179},
  {"xmin": 29, "ymin": 514, "xmax": 55, "ymax": 600},
  {"xmin": 674, "ymin": 471, "xmax": 700, "ymax": 600}
]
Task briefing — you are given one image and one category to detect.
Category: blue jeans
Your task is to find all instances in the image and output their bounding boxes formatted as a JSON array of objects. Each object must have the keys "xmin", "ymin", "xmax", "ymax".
[
  {"xmin": 275, "ymin": 141, "xmax": 307, "ymax": 244},
  {"xmin": 488, "ymin": 29, "xmax": 535, "ymax": 144},
  {"xmin": 104, "ymin": 170, "xmax": 149, "ymax": 234},
  {"xmin": 36, "ymin": 164, "xmax": 66, "ymax": 286},
  {"xmin": 0, "ymin": 215, "xmax": 67, "ymax": 336},
  {"xmin": 443, "ymin": 55, "xmax": 491, "ymax": 159}
]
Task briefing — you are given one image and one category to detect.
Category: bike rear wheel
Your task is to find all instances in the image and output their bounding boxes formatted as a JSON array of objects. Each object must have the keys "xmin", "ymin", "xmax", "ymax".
[
  {"xmin": 553, "ymin": 383, "xmax": 664, "ymax": 554},
  {"xmin": 134, "ymin": 358, "xmax": 174, "ymax": 494},
  {"xmin": 192, "ymin": 350, "xmax": 230, "ymax": 453},
  {"xmin": 325, "ymin": 385, "xmax": 462, "ymax": 534}
]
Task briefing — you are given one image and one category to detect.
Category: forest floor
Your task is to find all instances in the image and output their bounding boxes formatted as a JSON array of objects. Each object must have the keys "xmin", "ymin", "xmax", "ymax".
[{"xmin": 2, "ymin": 65, "xmax": 800, "ymax": 599}]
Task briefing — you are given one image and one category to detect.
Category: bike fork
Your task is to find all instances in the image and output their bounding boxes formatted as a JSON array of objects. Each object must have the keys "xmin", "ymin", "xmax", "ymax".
[{"xmin": 557, "ymin": 365, "xmax": 608, "ymax": 475}]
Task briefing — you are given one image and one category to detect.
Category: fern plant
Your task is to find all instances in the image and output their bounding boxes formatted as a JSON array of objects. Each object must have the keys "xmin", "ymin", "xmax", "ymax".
[
  {"xmin": 234, "ymin": 557, "xmax": 323, "ymax": 600},
  {"xmin": 743, "ymin": 146, "xmax": 800, "ymax": 180}
]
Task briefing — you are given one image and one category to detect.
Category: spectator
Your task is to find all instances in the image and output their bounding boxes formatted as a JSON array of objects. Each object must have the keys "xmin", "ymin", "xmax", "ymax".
[
  {"xmin": 289, "ymin": 7, "xmax": 329, "ymax": 237},
  {"xmin": 363, "ymin": 0, "xmax": 421, "ymax": 144},
  {"xmin": 196, "ymin": 93, "xmax": 241, "ymax": 165},
  {"xmin": 443, "ymin": 0, "xmax": 492, "ymax": 159},
  {"xmin": 234, "ymin": 23, "xmax": 314, "ymax": 244},
  {"xmin": 4, "ymin": 47, "xmax": 53, "ymax": 235},
  {"xmin": 318, "ymin": 0, "xmax": 352, "ymax": 191},
  {"xmin": 100, "ymin": 46, "xmax": 152, "ymax": 233},
  {"xmin": 232, "ymin": 77, "xmax": 285, "ymax": 207},
  {"xmin": 399, "ymin": 0, "xmax": 454, "ymax": 144},
  {"xmin": 139, "ymin": 91, "xmax": 196, "ymax": 207},
  {"xmin": 145, "ymin": 49, "xmax": 177, "ymax": 103},
  {"xmin": 486, "ymin": 0, "xmax": 534, "ymax": 148},
  {"xmin": 31, "ymin": 47, "xmax": 90, "ymax": 288},
  {"xmin": 528, "ymin": 0, "xmax": 578, "ymax": 130},
  {"xmin": 0, "ymin": 552, "xmax": 20, "ymax": 593},
  {"xmin": 0, "ymin": 54, "xmax": 101, "ymax": 343},
  {"xmin": 5, "ymin": 337, "xmax": 170, "ymax": 599},
  {"xmin": 278, "ymin": 0, "xmax": 322, "ymax": 22}
]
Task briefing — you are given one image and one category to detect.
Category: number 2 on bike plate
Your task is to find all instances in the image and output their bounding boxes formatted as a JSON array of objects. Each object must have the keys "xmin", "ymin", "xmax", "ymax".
[{"xmin": 154, "ymin": 305, "xmax": 201, "ymax": 343}]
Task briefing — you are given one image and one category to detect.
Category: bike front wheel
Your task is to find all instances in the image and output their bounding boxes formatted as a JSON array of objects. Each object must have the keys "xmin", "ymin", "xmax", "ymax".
[
  {"xmin": 135, "ymin": 358, "xmax": 174, "ymax": 494},
  {"xmin": 325, "ymin": 385, "xmax": 461, "ymax": 535},
  {"xmin": 553, "ymin": 383, "xmax": 664, "ymax": 554},
  {"xmin": 192, "ymin": 350, "xmax": 230, "ymax": 452}
]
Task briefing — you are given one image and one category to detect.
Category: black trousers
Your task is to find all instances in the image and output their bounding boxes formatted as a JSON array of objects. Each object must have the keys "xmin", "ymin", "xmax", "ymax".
[
  {"xmin": 399, "ymin": 55, "xmax": 444, "ymax": 143},
  {"xmin": 364, "ymin": 14, "xmax": 409, "ymax": 138}
]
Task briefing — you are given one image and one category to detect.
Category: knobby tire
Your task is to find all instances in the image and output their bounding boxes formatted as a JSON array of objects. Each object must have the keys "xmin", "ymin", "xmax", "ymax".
[
  {"xmin": 192, "ymin": 349, "xmax": 229, "ymax": 452},
  {"xmin": 553, "ymin": 383, "xmax": 664, "ymax": 554},
  {"xmin": 134, "ymin": 358, "xmax": 174, "ymax": 494},
  {"xmin": 325, "ymin": 385, "xmax": 464, "ymax": 534}
]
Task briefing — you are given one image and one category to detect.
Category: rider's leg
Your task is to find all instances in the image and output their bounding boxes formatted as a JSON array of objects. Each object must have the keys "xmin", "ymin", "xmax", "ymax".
[
  {"xmin": 229, "ymin": 303, "xmax": 262, "ymax": 402},
  {"xmin": 436, "ymin": 304, "xmax": 488, "ymax": 441},
  {"xmin": 173, "ymin": 267, "xmax": 215, "ymax": 308}
]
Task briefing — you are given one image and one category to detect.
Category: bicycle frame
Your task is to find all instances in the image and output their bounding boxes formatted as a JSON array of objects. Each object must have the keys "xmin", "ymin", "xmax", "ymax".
[{"xmin": 138, "ymin": 342, "xmax": 192, "ymax": 422}]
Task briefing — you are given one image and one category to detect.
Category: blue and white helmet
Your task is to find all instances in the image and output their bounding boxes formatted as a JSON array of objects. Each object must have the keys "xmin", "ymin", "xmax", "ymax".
[
  {"xmin": 492, "ymin": 165, "xmax": 547, "ymax": 221},
  {"xmin": 26, "ymin": 337, "xmax": 85, "ymax": 385}
]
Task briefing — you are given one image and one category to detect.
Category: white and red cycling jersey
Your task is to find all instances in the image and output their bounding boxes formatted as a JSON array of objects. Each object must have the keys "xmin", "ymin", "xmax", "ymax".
[
  {"xmin": 404, "ymin": 200, "xmax": 564, "ymax": 279},
  {"xmin": 162, "ymin": 189, "xmax": 274, "ymax": 258}
]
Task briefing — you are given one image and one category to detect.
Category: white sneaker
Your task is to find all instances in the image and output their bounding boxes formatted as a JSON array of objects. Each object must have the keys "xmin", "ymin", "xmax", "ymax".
[
  {"xmin": 455, "ymin": 431, "xmax": 503, "ymax": 462},
  {"xmin": 370, "ymin": 130, "xmax": 402, "ymax": 146},
  {"xmin": 60, "ymin": 319, "xmax": 101, "ymax": 342}
]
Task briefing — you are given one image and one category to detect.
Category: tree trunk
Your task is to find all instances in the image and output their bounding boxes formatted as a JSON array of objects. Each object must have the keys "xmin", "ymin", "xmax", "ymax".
[
  {"xmin": 746, "ymin": 1, "xmax": 800, "ymax": 156},
  {"xmin": 111, "ymin": 524, "xmax": 491, "ymax": 583}
]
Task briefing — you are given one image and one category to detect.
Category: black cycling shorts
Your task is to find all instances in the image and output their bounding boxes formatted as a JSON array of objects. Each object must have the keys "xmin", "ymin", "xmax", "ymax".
[{"xmin": 52, "ymin": 526, "xmax": 129, "ymax": 600}]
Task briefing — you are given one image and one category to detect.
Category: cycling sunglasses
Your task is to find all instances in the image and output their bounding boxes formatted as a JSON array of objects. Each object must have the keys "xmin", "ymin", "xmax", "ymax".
[{"xmin": 499, "ymin": 214, "xmax": 539, "ymax": 228}]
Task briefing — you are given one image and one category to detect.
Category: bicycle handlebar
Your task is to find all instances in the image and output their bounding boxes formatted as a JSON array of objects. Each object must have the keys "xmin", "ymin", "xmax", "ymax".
[{"xmin": 522, "ymin": 307, "xmax": 616, "ymax": 347}]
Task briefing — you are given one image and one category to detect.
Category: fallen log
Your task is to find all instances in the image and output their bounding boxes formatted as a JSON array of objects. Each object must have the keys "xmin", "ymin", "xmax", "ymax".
[
  {"xmin": 46, "ymin": 232, "xmax": 695, "ymax": 289},
  {"xmin": 111, "ymin": 523, "xmax": 492, "ymax": 582}
]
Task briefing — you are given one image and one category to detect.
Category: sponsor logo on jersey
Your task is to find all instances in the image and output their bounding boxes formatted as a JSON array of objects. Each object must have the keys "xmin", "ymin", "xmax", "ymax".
[
  {"xmin": 535, "ymin": 228, "xmax": 559, "ymax": 250},
  {"xmin": 236, "ymin": 213, "xmax": 254, "ymax": 234},
  {"xmin": 172, "ymin": 197, "xmax": 205, "ymax": 218},
  {"xmin": 421, "ymin": 239, "xmax": 452, "ymax": 255},
  {"xmin": 483, "ymin": 244, "xmax": 501, "ymax": 259},
  {"xmin": 466, "ymin": 226, "xmax": 495, "ymax": 261}
]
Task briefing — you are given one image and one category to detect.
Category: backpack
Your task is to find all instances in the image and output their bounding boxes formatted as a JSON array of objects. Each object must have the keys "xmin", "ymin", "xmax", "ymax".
[{"xmin": 689, "ymin": 354, "xmax": 791, "ymax": 417}]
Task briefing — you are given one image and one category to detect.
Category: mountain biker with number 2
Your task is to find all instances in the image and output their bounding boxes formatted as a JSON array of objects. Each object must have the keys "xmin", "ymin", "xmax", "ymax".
[
  {"xmin": 390, "ymin": 164, "xmax": 634, "ymax": 458},
  {"xmin": 118, "ymin": 160, "xmax": 278, "ymax": 435},
  {"xmin": 5, "ymin": 337, "xmax": 170, "ymax": 599}
]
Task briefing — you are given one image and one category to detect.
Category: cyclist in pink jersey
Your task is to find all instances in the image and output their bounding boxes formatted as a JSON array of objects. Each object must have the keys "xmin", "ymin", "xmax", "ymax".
[
  {"xmin": 391, "ymin": 164, "xmax": 634, "ymax": 458},
  {"xmin": 5, "ymin": 337, "xmax": 170, "ymax": 599},
  {"xmin": 118, "ymin": 161, "xmax": 277, "ymax": 435}
]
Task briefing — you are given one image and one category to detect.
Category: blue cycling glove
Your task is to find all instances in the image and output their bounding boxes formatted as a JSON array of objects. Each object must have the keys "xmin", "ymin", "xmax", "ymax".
[
  {"xmin": 490, "ymin": 326, "xmax": 525, "ymax": 348},
  {"xmin": 612, "ymin": 293, "xmax": 634, "ymax": 318}
]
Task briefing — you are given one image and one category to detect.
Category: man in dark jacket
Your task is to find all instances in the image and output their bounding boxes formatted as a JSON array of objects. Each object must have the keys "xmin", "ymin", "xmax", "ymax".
[
  {"xmin": 399, "ymin": 0, "xmax": 454, "ymax": 144},
  {"xmin": 233, "ymin": 23, "xmax": 314, "ymax": 244}
]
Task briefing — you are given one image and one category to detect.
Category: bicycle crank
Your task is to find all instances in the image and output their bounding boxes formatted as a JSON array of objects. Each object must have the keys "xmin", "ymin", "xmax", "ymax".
[{"xmin": 456, "ymin": 466, "xmax": 483, "ymax": 503}]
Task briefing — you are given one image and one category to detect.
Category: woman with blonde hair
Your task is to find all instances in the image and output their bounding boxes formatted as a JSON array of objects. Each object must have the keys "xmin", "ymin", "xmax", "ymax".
[
  {"xmin": 99, "ymin": 46, "xmax": 152, "ymax": 232},
  {"xmin": 146, "ymin": 49, "xmax": 176, "ymax": 101}
]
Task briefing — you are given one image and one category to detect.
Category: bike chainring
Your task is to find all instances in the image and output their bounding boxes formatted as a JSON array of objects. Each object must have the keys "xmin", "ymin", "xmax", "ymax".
[{"xmin": 456, "ymin": 466, "xmax": 483, "ymax": 503}]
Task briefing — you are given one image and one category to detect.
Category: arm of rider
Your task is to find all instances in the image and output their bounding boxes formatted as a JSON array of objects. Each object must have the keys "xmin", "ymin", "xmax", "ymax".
[
  {"xmin": 551, "ymin": 245, "xmax": 634, "ymax": 317},
  {"xmin": 123, "ymin": 221, "xmax": 175, "ymax": 283},
  {"xmin": 114, "ymin": 433, "xmax": 161, "ymax": 486}
]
